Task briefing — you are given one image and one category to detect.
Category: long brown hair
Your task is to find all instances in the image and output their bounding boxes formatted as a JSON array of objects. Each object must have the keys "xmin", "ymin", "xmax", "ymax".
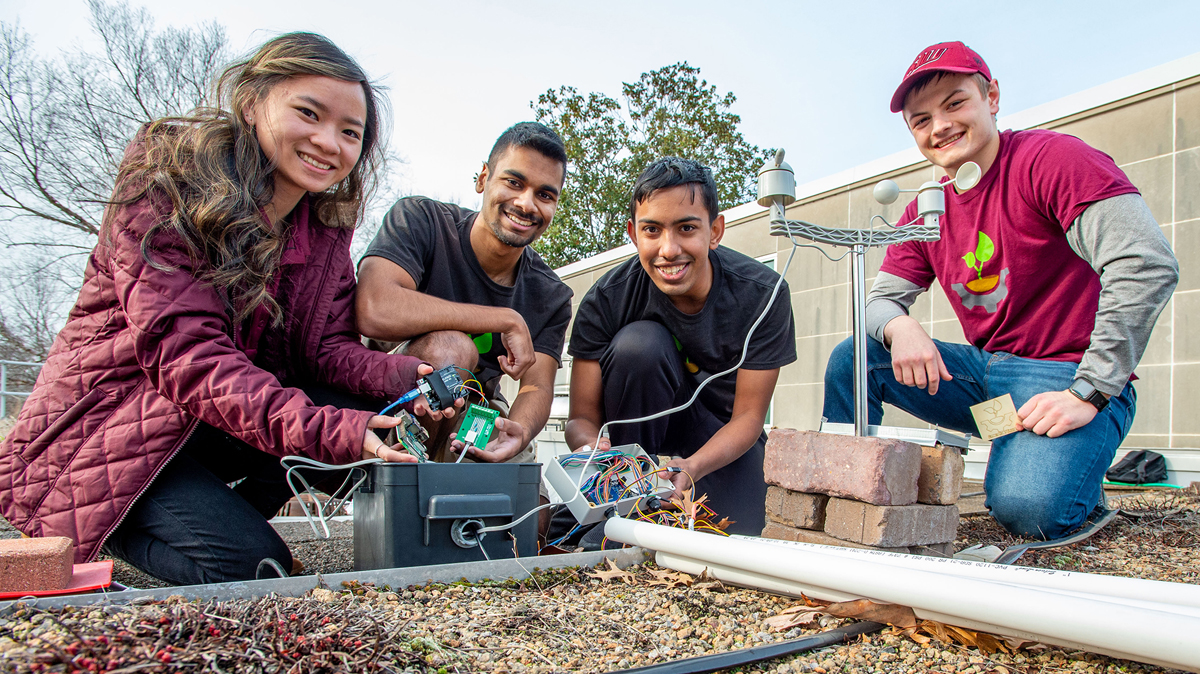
[{"xmin": 107, "ymin": 32, "xmax": 387, "ymax": 325}]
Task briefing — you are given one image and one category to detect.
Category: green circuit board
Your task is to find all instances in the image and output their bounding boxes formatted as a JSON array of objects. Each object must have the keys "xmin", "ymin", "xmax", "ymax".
[{"xmin": 455, "ymin": 404, "xmax": 499, "ymax": 449}]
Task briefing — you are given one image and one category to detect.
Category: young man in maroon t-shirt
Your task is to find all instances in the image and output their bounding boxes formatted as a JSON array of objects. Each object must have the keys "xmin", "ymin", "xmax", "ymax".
[{"xmin": 822, "ymin": 42, "xmax": 1178, "ymax": 539}]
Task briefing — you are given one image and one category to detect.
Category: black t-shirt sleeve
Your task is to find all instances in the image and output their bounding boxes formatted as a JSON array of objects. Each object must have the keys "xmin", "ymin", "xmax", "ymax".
[
  {"xmin": 568, "ymin": 282, "xmax": 619, "ymax": 361},
  {"xmin": 741, "ymin": 278, "xmax": 797, "ymax": 370},
  {"xmin": 361, "ymin": 198, "xmax": 442, "ymax": 288},
  {"xmin": 534, "ymin": 294, "xmax": 572, "ymax": 364}
]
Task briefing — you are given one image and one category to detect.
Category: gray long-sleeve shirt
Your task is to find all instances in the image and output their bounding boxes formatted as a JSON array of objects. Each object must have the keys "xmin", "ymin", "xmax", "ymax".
[{"xmin": 866, "ymin": 193, "xmax": 1178, "ymax": 397}]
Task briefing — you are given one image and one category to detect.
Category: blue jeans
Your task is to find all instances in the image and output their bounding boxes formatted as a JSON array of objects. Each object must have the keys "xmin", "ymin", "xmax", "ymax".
[{"xmin": 822, "ymin": 337, "xmax": 1136, "ymax": 540}]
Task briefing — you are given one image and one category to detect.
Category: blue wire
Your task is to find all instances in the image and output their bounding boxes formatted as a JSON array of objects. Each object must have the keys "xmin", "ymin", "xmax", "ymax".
[
  {"xmin": 550, "ymin": 523, "xmax": 583, "ymax": 547},
  {"xmin": 379, "ymin": 388, "xmax": 420, "ymax": 416}
]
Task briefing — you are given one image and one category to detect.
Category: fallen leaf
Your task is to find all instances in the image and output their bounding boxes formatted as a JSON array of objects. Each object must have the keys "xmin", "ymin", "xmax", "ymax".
[
  {"xmin": 669, "ymin": 492, "xmax": 708, "ymax": 522},
  {"xmin": 644, "ymin": 568, "xmax": 693, "ymax": 588},
  {"xmin": 691, "ymin": 569, "xmax": 727, "ymax": 592},
  {"xmin": 764, "ymin": 605, "xmax": 825, "ymax": 631},
  {"xmin": 894, "ymin": 619, "xmax": 1043, "ymax": 655},
  {"xmin": 585, "ymin": 558, "xmax": 635, "ymax": 584},
  {"xmin": 820, "ymin": 599, "xmax": 918, "ymax": 629}
]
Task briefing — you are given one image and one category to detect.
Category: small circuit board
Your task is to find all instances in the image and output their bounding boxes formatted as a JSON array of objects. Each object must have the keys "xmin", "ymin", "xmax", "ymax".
[
  {"xmin": 455, "ymin": 404, "xmax": 499, "ymax": 449},
  {"xmin": 417, "ymin": 365, "xmax": 466, "ymax": 411},
  {"xmin": 394, "ymin": 409, "xmax": 430, "ymax": 462}
]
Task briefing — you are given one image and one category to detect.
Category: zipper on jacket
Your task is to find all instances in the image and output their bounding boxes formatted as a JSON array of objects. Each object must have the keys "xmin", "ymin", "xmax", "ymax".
[
  {"xmin": 92, "ymin": 416, "xmax": 200, "ymax": 563},
  {"xmin": 299, "ymin": 229, "xmax": 337, "ymax": 361}
]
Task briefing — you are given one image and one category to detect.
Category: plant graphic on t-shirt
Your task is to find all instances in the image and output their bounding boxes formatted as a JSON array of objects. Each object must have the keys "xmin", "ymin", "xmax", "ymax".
[
  {"xmin": 961, "ymin": 232, "xmax": 1000, "ymax": 293},
  {"xmin": 473, "ymin": 332, "xmax": 493, "ymax": 354},
  {"xmin": 471, "ymin": 332, "xmax": 502, "ymax": 374},
  {"xmin": 672, "ymin": 335, "xmax": 700, "ymax": 374}
]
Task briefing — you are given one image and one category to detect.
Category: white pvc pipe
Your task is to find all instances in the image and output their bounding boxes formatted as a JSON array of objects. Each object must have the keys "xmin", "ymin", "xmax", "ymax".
[
  {"xmin": 605, "ymin": 518, "xmax": 1200, "ymax": 672},
  {"xmin": 731, "ymin": 534, "xmax": 1200, "ymax": 611},
  {"xmin": 658, "ymin": 552, "xmax": 1183, "ymax": 671},
  {"xmin": 662, "ymin": 548, "xmax": 1200, "ymax": 620}
]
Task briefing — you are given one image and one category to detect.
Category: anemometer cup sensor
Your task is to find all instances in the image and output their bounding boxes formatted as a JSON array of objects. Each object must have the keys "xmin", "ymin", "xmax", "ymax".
[{"xmin": 756, "ymin": 149, "xmax": 796, "ymax": 208}]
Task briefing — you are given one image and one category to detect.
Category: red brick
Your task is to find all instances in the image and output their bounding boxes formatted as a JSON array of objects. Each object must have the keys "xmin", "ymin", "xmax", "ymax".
[
  {"xmin": 0, "ymin": 536, "xmax": 74, "ymax": 592},
  {"xmin": 764, "ymin": 429, "xmax": 920, "ymax": 505},
  {"xmin": 824, "ymin": 498, "xmax": 958, "ymax": 547},
  {"xmin": 917, "ymin": 445, "xmax": 965, "ymax": 505},
  {"xmin": 765, "ymin": 486, "xmax": 828, "ymax": 530}
]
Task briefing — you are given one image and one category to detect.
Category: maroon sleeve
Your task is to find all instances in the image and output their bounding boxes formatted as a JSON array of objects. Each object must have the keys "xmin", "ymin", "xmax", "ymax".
[
  {"xmin": 312, "ymin": 254, "xmax": 422, "ymax": 403},
  {"xmin": 878, "ymin": 199, "xmax": 937, "ymax": 289},
  {"xmin": 1020, "ymin": 133, "xmax": 1140, "ymax": 232},
  {"xmin": 108, "ymin": 196, "xmax": 372, "ymax": 465}
]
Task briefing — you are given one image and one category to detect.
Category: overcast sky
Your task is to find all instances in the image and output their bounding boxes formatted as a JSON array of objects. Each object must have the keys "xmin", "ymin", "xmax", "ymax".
[{"xmin": 5, "ymin": 0, "xmax": 1200, "ymax": 213}]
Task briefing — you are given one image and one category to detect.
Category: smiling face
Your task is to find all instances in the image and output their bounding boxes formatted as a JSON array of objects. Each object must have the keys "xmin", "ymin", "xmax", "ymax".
[
  {"xmin": 474, "ymin": 145, "xmax": 564, "ymax": 249},
  {"xmin": 628, "ymin": 184, "xmax": 725, "ymax": 314},
  {"xmin": 247, "ymin": 75, "xmax": 367, "ymax": 220},
  {"xmin": 903, "ymin": 72, "xmax": 1001, "ymax": 179}
]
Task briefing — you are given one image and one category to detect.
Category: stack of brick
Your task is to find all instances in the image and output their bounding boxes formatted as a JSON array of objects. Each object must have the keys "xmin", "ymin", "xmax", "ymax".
[{"xmin": 761, "ymin": 429, "xmax": 964, "ymax": 557}]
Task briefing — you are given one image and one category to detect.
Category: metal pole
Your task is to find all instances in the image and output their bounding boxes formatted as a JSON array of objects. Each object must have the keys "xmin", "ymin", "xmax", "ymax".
[
  {"xmin": 851, "ymin": 244, "xmax": 868, "ymax": 436},
  {"xmin": 1, "ymin": 362, "xmax": 6, "ymax": 419}
]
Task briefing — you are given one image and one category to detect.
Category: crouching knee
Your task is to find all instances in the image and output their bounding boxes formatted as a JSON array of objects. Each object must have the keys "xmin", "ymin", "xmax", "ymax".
[
  {"xmin": 402, "ymin": 330, "xmax": 479, "ymax": 372},
  {"xmin": 606, "ymin": 321, "xmax": 675, "ymax": 371},
  {"xmin": 988, "ymin": 491, "xmax": 1085, "ymax": 541},
  {"xmin": 192, "ymin": 535, "xmax": 294, "ymax": 584}
]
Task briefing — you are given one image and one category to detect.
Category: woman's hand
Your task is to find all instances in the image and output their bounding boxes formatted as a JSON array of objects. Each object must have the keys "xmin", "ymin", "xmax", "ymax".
[
  {"xmin": 410, "ymin": 363, "xmax": 465, "ymax": 420},
  {"xmin": 361, "ymin": 415, "xmax": 418, "ymax": 463}
]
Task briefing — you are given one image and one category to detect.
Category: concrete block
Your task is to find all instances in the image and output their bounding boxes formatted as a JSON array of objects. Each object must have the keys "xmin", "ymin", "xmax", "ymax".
[
  {"xmin": 909, "ymin": 541, "xmax": 956, "ymax": 558},
  {"xmin": 760, "ymin": 523, "xmax": 956, "ymax": 557},
  {"xmin": 824, "ymin": 498, "xmax": 959, "ymax": 547},
  {"xmin": 917, "ymin": 445, "xmax": 965, "ymax": 505},
  {"xmin": 764, "ymin": 429, "xmax": 921, "ymax": 505},
  {"xmin": 761, "ymin": 522, "xmax": 909, "ymax": 553},
  {"xmin": 764, "ymin": 486, "xmax": 828, "ymax": 530},
  {"xmin": 0, "ymin": 536, "xmax": 74, "ymax": 592}
]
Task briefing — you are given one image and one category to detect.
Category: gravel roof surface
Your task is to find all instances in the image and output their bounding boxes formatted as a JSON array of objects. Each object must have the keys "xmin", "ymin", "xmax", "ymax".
[{"xmin": 1, "ymin": 489, "xmax": 1195, "ymax": 673}]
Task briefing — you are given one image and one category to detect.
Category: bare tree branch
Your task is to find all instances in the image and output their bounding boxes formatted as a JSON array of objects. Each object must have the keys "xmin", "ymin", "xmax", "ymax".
[{"xmin": 0, "ymin": 1, "xmax": 228, "ymax": 363}]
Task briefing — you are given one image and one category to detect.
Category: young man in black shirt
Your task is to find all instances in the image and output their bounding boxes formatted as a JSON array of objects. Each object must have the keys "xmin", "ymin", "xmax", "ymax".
[
  {"xmin": 357, "ymin": 122, "xmax": 573, "ymax": 463},
  {"xmin": 566, "ymin": 158, "xmax": 796, "ymax": 534}
]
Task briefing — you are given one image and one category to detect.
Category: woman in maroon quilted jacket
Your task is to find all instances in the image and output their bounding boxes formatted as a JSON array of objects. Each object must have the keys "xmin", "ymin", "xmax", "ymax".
[{"xmin": 0, "ymin": 33, "xmax": 447, "ymax": 585}]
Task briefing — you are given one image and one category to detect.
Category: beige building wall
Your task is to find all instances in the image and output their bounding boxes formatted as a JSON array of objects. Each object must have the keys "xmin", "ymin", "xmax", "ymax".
[{"xmin": 548, "ymin": 55, "xmax": 1200, "ymax": 483}]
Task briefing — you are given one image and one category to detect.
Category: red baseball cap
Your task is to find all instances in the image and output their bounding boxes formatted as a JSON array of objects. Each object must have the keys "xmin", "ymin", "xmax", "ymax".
[{"xmin": 890, "ymin": 41, "xmax": 991, "ymax": 113}]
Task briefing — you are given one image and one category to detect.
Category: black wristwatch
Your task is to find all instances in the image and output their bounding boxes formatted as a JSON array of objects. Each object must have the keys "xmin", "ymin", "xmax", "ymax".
[{"xmin": 1067, "ymin": 378, "xmax": 1109, "ymax": 412}]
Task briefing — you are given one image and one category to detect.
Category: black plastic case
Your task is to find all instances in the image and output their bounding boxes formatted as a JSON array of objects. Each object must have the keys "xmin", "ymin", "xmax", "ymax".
[{"xmin": 353, "ymin": 462, "xmax": 541, "ymax": 570}]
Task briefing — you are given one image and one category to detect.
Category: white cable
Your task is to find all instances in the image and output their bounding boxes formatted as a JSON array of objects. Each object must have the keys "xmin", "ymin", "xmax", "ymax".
[
  {"xmin": 575, "ymin": 238, "xmax": 801, "ymax": 491},
  {"xmin": 280, "ymin": 455, "xmax": 382, "ymax": 539},
  {"xmin": 475, "ymin": 500, "xmax": 559, "ymax": 534}
]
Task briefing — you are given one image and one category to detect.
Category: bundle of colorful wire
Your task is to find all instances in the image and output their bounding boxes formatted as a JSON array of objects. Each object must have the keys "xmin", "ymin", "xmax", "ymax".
[
  {"xmin": 630, "ymin": 497, "xmax": 729, "ymax": 536},
  {"xmin": 558, "ymin": 449, "xmax": 660, "ymax": 505},
  {"xmin": 454, "ymin": 367, "xmax": 486, "ymax": 403}
]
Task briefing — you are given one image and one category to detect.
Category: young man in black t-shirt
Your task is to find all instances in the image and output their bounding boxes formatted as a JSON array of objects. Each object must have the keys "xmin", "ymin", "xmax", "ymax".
[
  {"xmin": 357, "ymin": 122, "xmax": 573, "ymax": 463},
  {"xmin": 567, "ymin": 158, "xmax": 796, "ymax": 534}
]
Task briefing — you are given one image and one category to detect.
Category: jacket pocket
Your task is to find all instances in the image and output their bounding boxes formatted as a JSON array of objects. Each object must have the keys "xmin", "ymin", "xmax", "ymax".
[{"xmin": 21, "ymin": 388, "xmax": 108, "ymax": 463}]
